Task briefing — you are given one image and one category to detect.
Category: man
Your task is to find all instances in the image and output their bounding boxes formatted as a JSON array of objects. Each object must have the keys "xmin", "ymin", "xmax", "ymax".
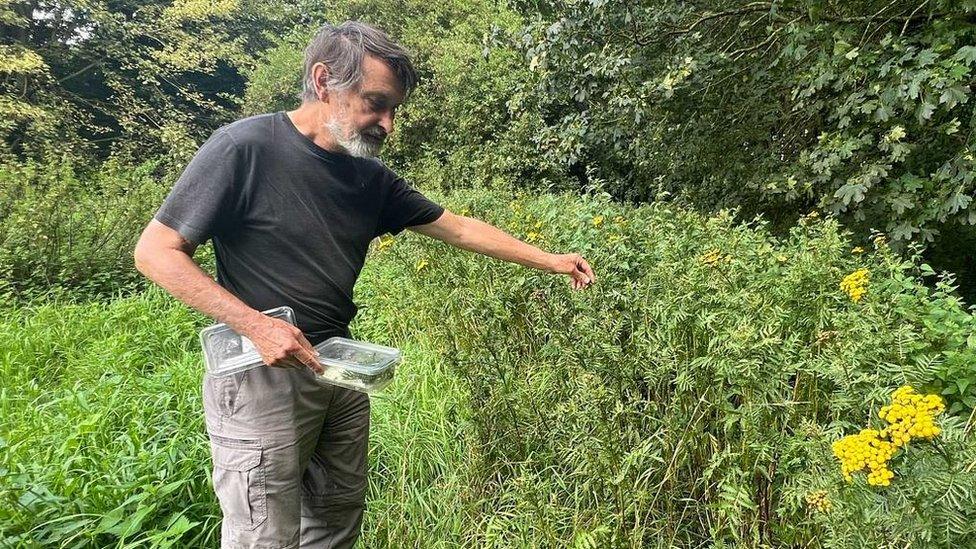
[{"xmin": 134, "ymin": 21, "xmax": 595, "ymax": 549}]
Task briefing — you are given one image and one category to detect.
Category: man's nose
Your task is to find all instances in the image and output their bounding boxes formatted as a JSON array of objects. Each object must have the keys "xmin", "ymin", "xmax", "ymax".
[{"xmin": 378, "ymin": 111, "xmax": 394, "ymax": 135}]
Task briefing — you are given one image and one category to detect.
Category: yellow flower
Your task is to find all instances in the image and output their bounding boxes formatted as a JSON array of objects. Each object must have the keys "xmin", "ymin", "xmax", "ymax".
[
  {"xmin": 805, "ymin": 490, "xmax": 832, "ymax": 513},
  {"xmin": 701, "ymin": 249, "xmax": 723, "ymax": 267},
  {"xmin": 376, "ymin": 236, "xmax": 395, "ymax": 251},
  {"xmin": 840, "ymin": 268, "xmax": 870, "ymax": 303},
  {"xmin": 414, "ymin": 258, "xmax": 429, "ymax": 272},
  {"xmin": 526, "ymin": 231, "xmax": 541, "ymax": 242},
  {"xmin": 459, "ymin": 207, "xmax": 471, "ymax": 216},
  {"xmin": 851, "ymin": 246, "xmax": 864, "ymax": 254},
  {"xmin": 776, "ymin": 254, "xmax": 788, "ymax": 263},
  {"xmin": 592, "ymin": 215, "xmax": 605, "ymax": 227},
  {"xmin": 834, "ymin": 386, "xmax": 945, "ymax": 486}
]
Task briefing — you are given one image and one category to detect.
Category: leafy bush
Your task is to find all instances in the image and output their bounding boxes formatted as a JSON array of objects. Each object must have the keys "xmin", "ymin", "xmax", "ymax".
[
  {"xmin": 509, "ymin": 1, "xmax": 976, "ymax": 244},
  {"xmin": 0, "ymin": 156, "xmax": 171, "ymax": 301},
  {"xmin": 366, "ymin": 188, "xmax": 976, "ymax": 547}
]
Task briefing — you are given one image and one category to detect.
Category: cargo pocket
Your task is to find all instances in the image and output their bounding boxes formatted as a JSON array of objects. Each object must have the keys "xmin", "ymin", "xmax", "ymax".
[{"xmin": 210, "ymin": 435, "xmax": 268, "ymax": 531}]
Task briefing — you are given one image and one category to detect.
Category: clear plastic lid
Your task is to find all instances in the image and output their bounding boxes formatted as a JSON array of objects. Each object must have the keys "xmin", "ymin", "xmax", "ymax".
[
  {"xmin": 311, "ymin": 337, "xmax": 401, "ymax": 394},
  {"xmin": 199, "ymin": 306, "xmax": 296, "ymax": 377}
]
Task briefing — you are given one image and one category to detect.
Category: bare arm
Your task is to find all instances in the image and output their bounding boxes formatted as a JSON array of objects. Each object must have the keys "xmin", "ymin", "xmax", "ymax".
[
  {"xmin": 409, "ymin": 210, "xmax": 596, "ymax": 290},
  {"xmin": 134, "ymin": 219, "xmax": 322, "ymax": 372}
]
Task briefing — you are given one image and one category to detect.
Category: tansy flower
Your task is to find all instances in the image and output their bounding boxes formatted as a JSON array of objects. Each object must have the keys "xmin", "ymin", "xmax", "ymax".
[
  {"xmin": 832, "ymin": 429, "xmax": 895, "ymax": 486},
  {"xmin": 592, "ymin": 215, "xmax": 605, "ymax": 227},
  {"xmin": 833, "ymin": 386, "xmax": 945, "ymax": 487},
  {"xmin": 805, "ymin": 490, "xmax": 832, "ymax": 513},
  {"xmin": 840, "ymin": 269, "xmax": 869, "ymax": 303}
]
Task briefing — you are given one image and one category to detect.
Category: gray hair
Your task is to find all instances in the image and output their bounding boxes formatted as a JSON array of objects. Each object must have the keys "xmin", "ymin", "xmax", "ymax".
[{"xmin": 301, "ymin": 21, "xmax": 418, "ymax": 102}]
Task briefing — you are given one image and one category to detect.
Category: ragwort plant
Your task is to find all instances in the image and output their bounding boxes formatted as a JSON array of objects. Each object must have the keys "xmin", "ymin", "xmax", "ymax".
[{"xmin": 367, "ymin": 188, "xmax": 976, "ymax": 548}]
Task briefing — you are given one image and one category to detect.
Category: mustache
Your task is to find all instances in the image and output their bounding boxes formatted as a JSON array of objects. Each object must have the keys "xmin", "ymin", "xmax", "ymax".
[{"xmin": 362, "ymin": 127, "xmax": 387, "ymax": 141}]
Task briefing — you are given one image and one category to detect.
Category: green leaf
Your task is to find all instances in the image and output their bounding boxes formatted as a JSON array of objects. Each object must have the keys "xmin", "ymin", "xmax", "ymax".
[
  {"xmin": 954, "ymin": 45, "xmax": 976, "ymax": 64},
  {"xmin": 916, "ymin": 102, "xmax": 936, "ymax": 123},
  {"xmin": 958, "ymin": 378, "xmax": 971, "ymax": 396},
  {"xmin": 834, "ymin": 183, "xmax": 867, "ymax": 205},
  {"xmin": 939, "ymin": 85, "xmax": 969, "ymax": 109}
]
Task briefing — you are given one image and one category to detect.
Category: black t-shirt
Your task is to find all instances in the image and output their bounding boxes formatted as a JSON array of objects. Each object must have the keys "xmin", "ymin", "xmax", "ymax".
[{"xmin": 154, "ymin": 111, "xmax": 445, "ymax": 344}]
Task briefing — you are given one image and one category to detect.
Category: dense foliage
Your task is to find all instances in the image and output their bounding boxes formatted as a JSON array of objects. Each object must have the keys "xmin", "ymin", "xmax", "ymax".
[
  {"xmin": 3, "ymin": 189, "xmax": 975, "ymax": 547},
  {"xmin": 0, "ymin": 0, "xmax": 313, "ymax": 161},
  {"xmin": 509, "ymin": 0, "xmax": 976, "ymax": 246}
]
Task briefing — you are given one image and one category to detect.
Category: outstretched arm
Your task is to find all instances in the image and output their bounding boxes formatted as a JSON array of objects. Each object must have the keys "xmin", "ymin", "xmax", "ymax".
[{"xmin": 408, "ymin": 210, "xmax": 596, "ymax": 291}]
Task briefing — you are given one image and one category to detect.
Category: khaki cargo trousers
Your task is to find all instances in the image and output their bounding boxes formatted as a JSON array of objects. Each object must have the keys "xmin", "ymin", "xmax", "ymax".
[{"xmin": 203, "ymin": 363, "xmax": 370, "ymax": 549}]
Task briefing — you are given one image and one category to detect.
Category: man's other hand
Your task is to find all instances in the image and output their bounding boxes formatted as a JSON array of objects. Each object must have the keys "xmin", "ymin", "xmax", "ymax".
[{"xmin": 548, "ymin": 253, "xmax": 596, "ymax": 291}]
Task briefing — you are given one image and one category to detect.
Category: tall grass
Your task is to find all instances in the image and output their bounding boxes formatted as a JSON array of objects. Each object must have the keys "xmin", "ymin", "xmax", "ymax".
[
  {"xmin": 3, "ymin": 188, "xmax": 976, "ymax": 547},
  {"xmin": 0, "ymin": 289, "xmax": 472, "ymax": 547}
]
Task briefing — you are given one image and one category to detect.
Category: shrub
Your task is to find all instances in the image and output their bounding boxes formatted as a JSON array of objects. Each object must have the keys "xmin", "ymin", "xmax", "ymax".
[
  {"xmin": 0, "ymin": 156, "xmax": 173, "ymax": 301},
  {"xmin": 364, "ymin": 188, "xmax": 976, "ymax": 547}
]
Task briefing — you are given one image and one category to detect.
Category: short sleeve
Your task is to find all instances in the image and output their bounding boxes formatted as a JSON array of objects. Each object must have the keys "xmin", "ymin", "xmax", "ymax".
[
  {"xmin": 154, "ymin": 131, "xmax": 243, "ymax": 245},
  {"xmin": 375, "ymin": 168, "xmax": 444, "ymax": 237}
]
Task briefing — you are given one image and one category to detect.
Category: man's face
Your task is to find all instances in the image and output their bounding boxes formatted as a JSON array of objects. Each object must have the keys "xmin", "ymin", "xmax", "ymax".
[{"xmin": 324, "ymin": 55, "xmax": 405, "ymax": 158}]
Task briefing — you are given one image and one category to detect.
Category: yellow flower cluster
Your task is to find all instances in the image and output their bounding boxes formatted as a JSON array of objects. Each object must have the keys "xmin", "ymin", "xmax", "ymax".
[
  {"xmin": 832, "ymin": 386, "xmax": 945, "ymax": 487},
  {"xmin": 592, "ymin": 215, "xmax": 605, "ymax": 227},
  {"xmin": 805, "ymin": 490, "xmax": 832, "ymax": 513},
  {"xmin": 851, "ymin": 246, "xmax": 865, "ymax": 254},
  {"xmin": 840, "ymin": 268, "xmax": 870, "ymax": 303},
  {"xmin": 832, "ymin": 429, "xmax": 896, "ymax": 485},
  {"xmin": 878, "ymin": 386, "xmax": 944, "ymax": 446},
  {"xmin": 701, "ymin": 249, "xmax": 731, "ymax": 267}
]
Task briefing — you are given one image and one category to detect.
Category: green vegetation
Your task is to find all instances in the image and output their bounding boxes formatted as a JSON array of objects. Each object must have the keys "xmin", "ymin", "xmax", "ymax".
[
  {"xmin": 3, "ymin": 0, "xmax": 976, "ymax": 547},
  {"xmin": 4, "ymin": 189, "xmax": 976, "ymax": 547}
]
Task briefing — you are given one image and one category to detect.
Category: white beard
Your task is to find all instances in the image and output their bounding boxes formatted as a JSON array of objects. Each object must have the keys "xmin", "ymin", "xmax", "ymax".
[{"xmin": 326, "ymin": 117, "xmax": 385, "ymax": 158}]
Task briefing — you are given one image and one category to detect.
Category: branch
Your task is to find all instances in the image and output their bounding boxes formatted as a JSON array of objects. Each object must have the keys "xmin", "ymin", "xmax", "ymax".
[
  {"xmin": 633, "ymin": 2, "xmax": 778, "ymax": 46},
  {"xmin": 666, "ymin": 2, "xmax": 775, "ymax": 37}
]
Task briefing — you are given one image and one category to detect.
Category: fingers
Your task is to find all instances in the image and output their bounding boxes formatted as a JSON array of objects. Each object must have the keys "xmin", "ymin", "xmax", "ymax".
[
  {"xmin": 571, "ymin": 256, "xmax": 595, "ymax": 290},
  {"xmin": 256, "ymin": 321, "xmax": 323, "ymax": 374},
  {"xmin": 276, "ymin": 335, "xmax": 323, "ymax": 374},
  {"xmin": 294, "ymin": 334, "xmax": 324, "ymax": 374},
  {"xmin": 578, "ymin": 258, "xmax": 596, "ymax": 284}
]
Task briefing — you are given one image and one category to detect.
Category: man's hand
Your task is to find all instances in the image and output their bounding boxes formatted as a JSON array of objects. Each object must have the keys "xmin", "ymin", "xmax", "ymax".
[
  {"xmin": 242, "ymin": 314, "xmax": 324, "ymax": 374},
  {"xmin": 547, "ymin": 253, "xmax": 596, "ymax": 291}
]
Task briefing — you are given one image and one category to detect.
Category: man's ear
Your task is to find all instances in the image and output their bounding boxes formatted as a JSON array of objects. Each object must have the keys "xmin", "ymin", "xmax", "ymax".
[{"xmin": 313, "ymin": 63, "xmax": 330, "ymax": 102}]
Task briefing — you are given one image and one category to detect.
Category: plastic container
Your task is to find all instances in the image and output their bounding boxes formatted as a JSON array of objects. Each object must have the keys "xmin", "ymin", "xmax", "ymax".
[
  {"xmin": 311, "ymin": 337, "xmax": 400, "ymax": 394},
  {"xmin": 199, "ymin": 306, "xmax": 295, "ymax": 376}
]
